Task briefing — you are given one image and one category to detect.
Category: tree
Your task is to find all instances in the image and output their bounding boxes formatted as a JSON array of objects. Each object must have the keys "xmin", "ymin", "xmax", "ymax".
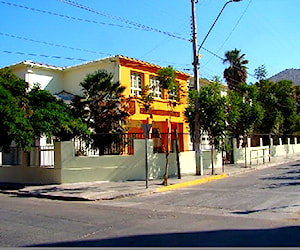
[
  {"xmin": 185, "ymin": 82, "xmax": 227, "ymax": 174},
  {"xmin": 137, "ymin": 85, "xmax": 155, "ymax": 119},
  {"xmin": 254, "ymin": 64, "xmax": 267, "ymax": 81},
  {"xmin": 291, "ymin": 113, "xmax": 300, "ymax": 135},
  {"xmin": 227, "ymin": 83, "xmax": 263, "ymax": 167},
  {"xmin": 227, "ymin": 83, "xmax": 263, "ymax": 138},
  {"xmin": 223, "ymin": 49, "xmax": 248, "ymax": 91},
  {"xmin": 0, "ymin": 68, "xmax": 32, "ymax": 151},
  {"xmin": 195, "ymin": 82, "xmax": 227, "ymax": 175},
  {"xmin": 157, "ymin": 66, "xmax": 182, "ymax": 185},
  {"xmin": 27, "ymin": 85, "xmax": 88, "ymax": 142},
  {"xmin": 71, "ymin": 70, "xmax": 130, "ymax": 153},
  {"xmin": 157, "ymin": 66, "xmax": 177, "ymax": 98},
  {"xmin": 0, "ymin": 68, "xmax": 88, "ymax": 152},
  {"xmin": 255, "ymin": 80, "xmax": 297, "ymax": 135}
]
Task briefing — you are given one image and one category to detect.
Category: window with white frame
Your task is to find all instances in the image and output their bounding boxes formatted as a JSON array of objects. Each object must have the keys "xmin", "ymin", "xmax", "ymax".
[
  {"xmin": 131, "ymin": 72, "xmax": 143, "ymax": 96},
  {"xmin": 150, "ymin": 76, "xmax": 161, "ymax": 98}
]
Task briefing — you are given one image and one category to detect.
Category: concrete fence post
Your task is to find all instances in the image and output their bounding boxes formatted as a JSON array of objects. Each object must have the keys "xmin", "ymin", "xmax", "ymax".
[
  {"xmin": 54, "ymin": 141, "xmax": 74, "ymax": 169},
  {"xmin": 269, "ymin": 137, "xmax": 274, "ymax": 157},
  {"xmin": 287, "ymin": 138, "xmax": 291, "ymax": 156},
  {"xmin": 247, "ymin": 138, "xmax": 251, "ymax": 148},
  {"xmin": 232, "ymin": 138, "xmax": 238, "ymax": 164}
]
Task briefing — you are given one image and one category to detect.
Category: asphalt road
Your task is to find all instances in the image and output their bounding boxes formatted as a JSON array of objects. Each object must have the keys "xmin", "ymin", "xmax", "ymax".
[{"xmin": 0, "ymin": 161, "xmax": 300, "ymax": 247}]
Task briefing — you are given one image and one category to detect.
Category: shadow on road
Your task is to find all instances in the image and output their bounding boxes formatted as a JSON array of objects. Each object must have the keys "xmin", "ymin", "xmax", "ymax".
[
  {"xmin": 260, "ymin": 163, "xmax": 300, "ymax": 189},
  {"xmin": 231, "ymin": 204, "xmax": 300, "ymax": 214},
  {"xmin": 28, "ymin": 226, "xmax": 300, "ymax": 247}
]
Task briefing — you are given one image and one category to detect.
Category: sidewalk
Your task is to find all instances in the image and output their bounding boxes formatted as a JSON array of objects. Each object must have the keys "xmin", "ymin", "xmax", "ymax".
[{"xmin": 1, "ymin": 154, "xmax": 299, "ymax": 201}]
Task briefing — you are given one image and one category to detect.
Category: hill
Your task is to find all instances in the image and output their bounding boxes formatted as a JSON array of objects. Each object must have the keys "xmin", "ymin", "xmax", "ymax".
[{"xmin": 269, "ymin": 69, "xmax": 300, "ymax": 86}]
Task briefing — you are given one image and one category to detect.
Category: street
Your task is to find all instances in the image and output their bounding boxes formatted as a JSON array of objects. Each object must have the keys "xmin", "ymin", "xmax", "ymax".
[{"xmin": 0, "ymin": 161, "xmax": 300, "ymax": 247}]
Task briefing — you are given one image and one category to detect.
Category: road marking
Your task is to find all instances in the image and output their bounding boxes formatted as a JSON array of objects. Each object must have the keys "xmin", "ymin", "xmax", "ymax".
[{"xmin": 156, "ymin": 174, "xmax": 228, "ymax": 192}]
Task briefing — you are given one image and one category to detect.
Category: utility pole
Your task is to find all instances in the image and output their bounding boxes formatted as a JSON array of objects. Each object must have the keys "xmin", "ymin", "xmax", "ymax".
[
  {"xmin": 190, "ymin": 0, "xmax": 241, "ymax": 175},
  {"xmin": 191, "ymin": 0, "xmax": 203, "ymax": 175}
]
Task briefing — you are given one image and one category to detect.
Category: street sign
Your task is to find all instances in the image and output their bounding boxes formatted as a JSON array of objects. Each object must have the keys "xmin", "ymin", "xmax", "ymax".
[
  {"xmin": 141, "ymin": 124, "xmax": 152, "ymax": 138},
  {"xmin": 141, "ymin": 124, "xmax": 152, "ymax": 189}
]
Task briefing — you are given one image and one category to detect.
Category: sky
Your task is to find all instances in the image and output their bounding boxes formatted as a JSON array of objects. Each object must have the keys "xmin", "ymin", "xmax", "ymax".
[{"xmin": 0, "ymin": 0, "xmax": 299, "ymax": 84}]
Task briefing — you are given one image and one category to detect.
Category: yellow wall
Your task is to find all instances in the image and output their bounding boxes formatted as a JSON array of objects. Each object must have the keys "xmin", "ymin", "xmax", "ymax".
[
  {"xmin": 8, "ymin": 56, "xmax": 191, "ymax": 149},
  {"xmin": 118, "ymin": 58, "xmax": 189, "ymax": 135}
]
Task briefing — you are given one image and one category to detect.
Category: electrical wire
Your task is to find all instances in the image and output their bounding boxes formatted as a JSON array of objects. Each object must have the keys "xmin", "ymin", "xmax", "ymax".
[
  {"xmin": 0, "ymin": 1, "xmax": 149, "ymax": 32},
  {"xmin": 1, "ymin": 50, "xmax": 88, "ymax": 62},
  {"xmin": 1, "ymin": 0, "xmax": 255, "ymax": 81},
  {"xmin": 0, "ymin": 32, "xmax": 112, "ymax": 56},
  {"xmin": 201, "ymin": 0, "xmax": 253, "ymax": 69},
  {"xmin": 201, "ymin": 46, "xmax": 256, "ymax": 80},
  {"xmin": 58, "ymin": 0, "xmax": 189, "ymax": 42}
]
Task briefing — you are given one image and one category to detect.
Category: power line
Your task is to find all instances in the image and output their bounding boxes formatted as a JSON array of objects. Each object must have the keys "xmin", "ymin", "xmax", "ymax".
[
  {"xmin": 1, "ymin": 0, "xmax": 255, "ymax": 80},
  {"xmin": 58, "ymin": 0, "xmax": 189, "ymax": 42},
  {"xmin": 0, "ymin": 32, "xmax": 112, "ymax": 56},
  {"xmin": 1, "ymin": 50, "xmax": 88, "ymax": 62},
  {"xmin": 201, "ymin": 47, "xmax": 256, "ymax": 80},
  {"xmin": 1, "ymin": 0, "xmax": 189, "ymax": 41},
  {"xmin": 0, "ymin": 1, "xmax": 149, "ymax": 32},
  {"xmin": 219, "ymin": 0, "xmax": 252, "ymax": 51},
  {"xmin": 201, "ymin": 0, "xmax": 253, "ymax": 68},
  {"xmin": 0, "ymin": 49, "xmax": 192, "ymax": 73}
]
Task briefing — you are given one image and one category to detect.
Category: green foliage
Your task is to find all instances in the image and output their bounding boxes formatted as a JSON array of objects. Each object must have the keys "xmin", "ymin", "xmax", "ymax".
[
  {"xmin": 295, "ymin": 86, "xmax": 300, "ymax": 109},
  {"xmin": 184, "ymin": 89, "xmax": 198, "ymax": 140},
  {"xmin": 137, "ymin": 85, "xmax": 155, "ymax": 118},
  {"xmin": 185, "ymin": 82, "xmax": 227, "ymax": 150},
  {"xmin": 157, "ymin": 65, "xmax": 182, "ymax": 103},
  {"xmin": 72, "ymin": 70, "xmax": 130, "ymax": 134},
  {"xmin": 157, "ymin": 65, "xmax": 176, "ymax": 90},
  {"xmin": 223, "ymin": 49, "xmax": 248, "ymax": 91},
  {"xmin": 0, "ymin": 68, "xmax": 32, "ymax": 151},
  {"xmin": 291, "ymin": 113, "xmax": 300, "ymax": 135},
  {"xmin": 254, "ymin": 64, "xmax": 267, "ymax": 81},
  {"xmin": 227, "ymin": 83, "xmax": 263, "ymax": 138},
  {"xmin": 255, "ymin": 79, "xmax": 297, "ymax": 135},
  {"xmin": 198, "ymin": 82, "xmax": 227, "ymax": 150},
  {"xmin": 28, "ymin": 85, "xmax": 89, "ymax": 141},
  {"xmin": 185, "ymin": 82, "xmax": 227, "ymax": 174},
  {"xmin": 0, "ymin": 68, "xmax": 88, "ymax": 151}
]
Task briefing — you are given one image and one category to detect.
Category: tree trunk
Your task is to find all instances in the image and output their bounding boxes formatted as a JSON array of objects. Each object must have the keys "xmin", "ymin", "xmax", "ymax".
[
  {"xmin": 244, "ymin": 135, "xmax": 247, "ymax": 168},
  {"xmin": 211, "ymin": 143, "xmax": 215, "ymax": 175},
  {"xmin": 175, "ymin": 129, "xmax": 181, "ymax": 179},
  {"xmin": 162, "ymin": 129, "xmax": 170, "ymax": 185}
]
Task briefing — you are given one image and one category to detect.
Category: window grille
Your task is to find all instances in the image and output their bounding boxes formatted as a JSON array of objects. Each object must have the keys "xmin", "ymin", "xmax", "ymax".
[
  {"xmin": 131, "ymin": 72, "xmax": 142, "ymax": 96},
  {"xmin": 150, "ymin": 76, "xmax": 161, "ymax": 98}
]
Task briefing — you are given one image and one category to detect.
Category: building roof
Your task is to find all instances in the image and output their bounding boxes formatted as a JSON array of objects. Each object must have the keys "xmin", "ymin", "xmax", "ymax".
[
  {"xmin": 7, "ymin": 60, "xmax": 64, "ymax": 71},
  {"xmin": 3, "ymin": 55, "xmax": 191, "ymax": 78}
]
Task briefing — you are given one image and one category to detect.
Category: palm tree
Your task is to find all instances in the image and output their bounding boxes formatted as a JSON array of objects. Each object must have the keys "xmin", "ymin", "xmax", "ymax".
[
  {"xmin": 72, "ymin": 70, "xmax": 130, "ymax": 154},
  {"xmin": 223, "ymin": 49, "xmax": 248, "ymax": 91}
]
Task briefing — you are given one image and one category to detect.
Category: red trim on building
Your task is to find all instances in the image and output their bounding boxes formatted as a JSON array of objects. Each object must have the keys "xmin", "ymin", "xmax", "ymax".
[
  {"xmin": 140, "ymin": 108, "xmax": 180, "ymax": 117},
  {"xmin": 118, "ymin": 56, "xmax": 189, "ymax": 80}
]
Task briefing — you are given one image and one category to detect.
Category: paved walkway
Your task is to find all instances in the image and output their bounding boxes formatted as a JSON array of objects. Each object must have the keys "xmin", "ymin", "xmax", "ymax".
[{"xmin": 1, "ymin": 154, "xmax": 299, "ymax": 201}]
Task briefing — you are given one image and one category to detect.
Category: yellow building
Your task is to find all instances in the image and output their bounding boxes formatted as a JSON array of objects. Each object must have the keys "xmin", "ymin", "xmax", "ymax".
[{"xmin": 7, "ymin": 55, "xmax": 191, "ymax": 152}]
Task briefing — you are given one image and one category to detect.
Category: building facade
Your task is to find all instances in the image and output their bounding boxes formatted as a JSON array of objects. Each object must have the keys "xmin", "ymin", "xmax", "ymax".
[{"xmin": 7, "ymin": 55, "xmax": 192, "ymax": 152}]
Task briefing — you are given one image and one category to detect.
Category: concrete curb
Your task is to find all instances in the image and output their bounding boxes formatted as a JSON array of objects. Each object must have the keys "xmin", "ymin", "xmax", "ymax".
[
  {"xmin": 0, "ymin": 155, "xmax": 298, "ymax": 201},
  {"xmin": 156, "ymin": 173, "xmax": 228, "ymax": 192}
]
